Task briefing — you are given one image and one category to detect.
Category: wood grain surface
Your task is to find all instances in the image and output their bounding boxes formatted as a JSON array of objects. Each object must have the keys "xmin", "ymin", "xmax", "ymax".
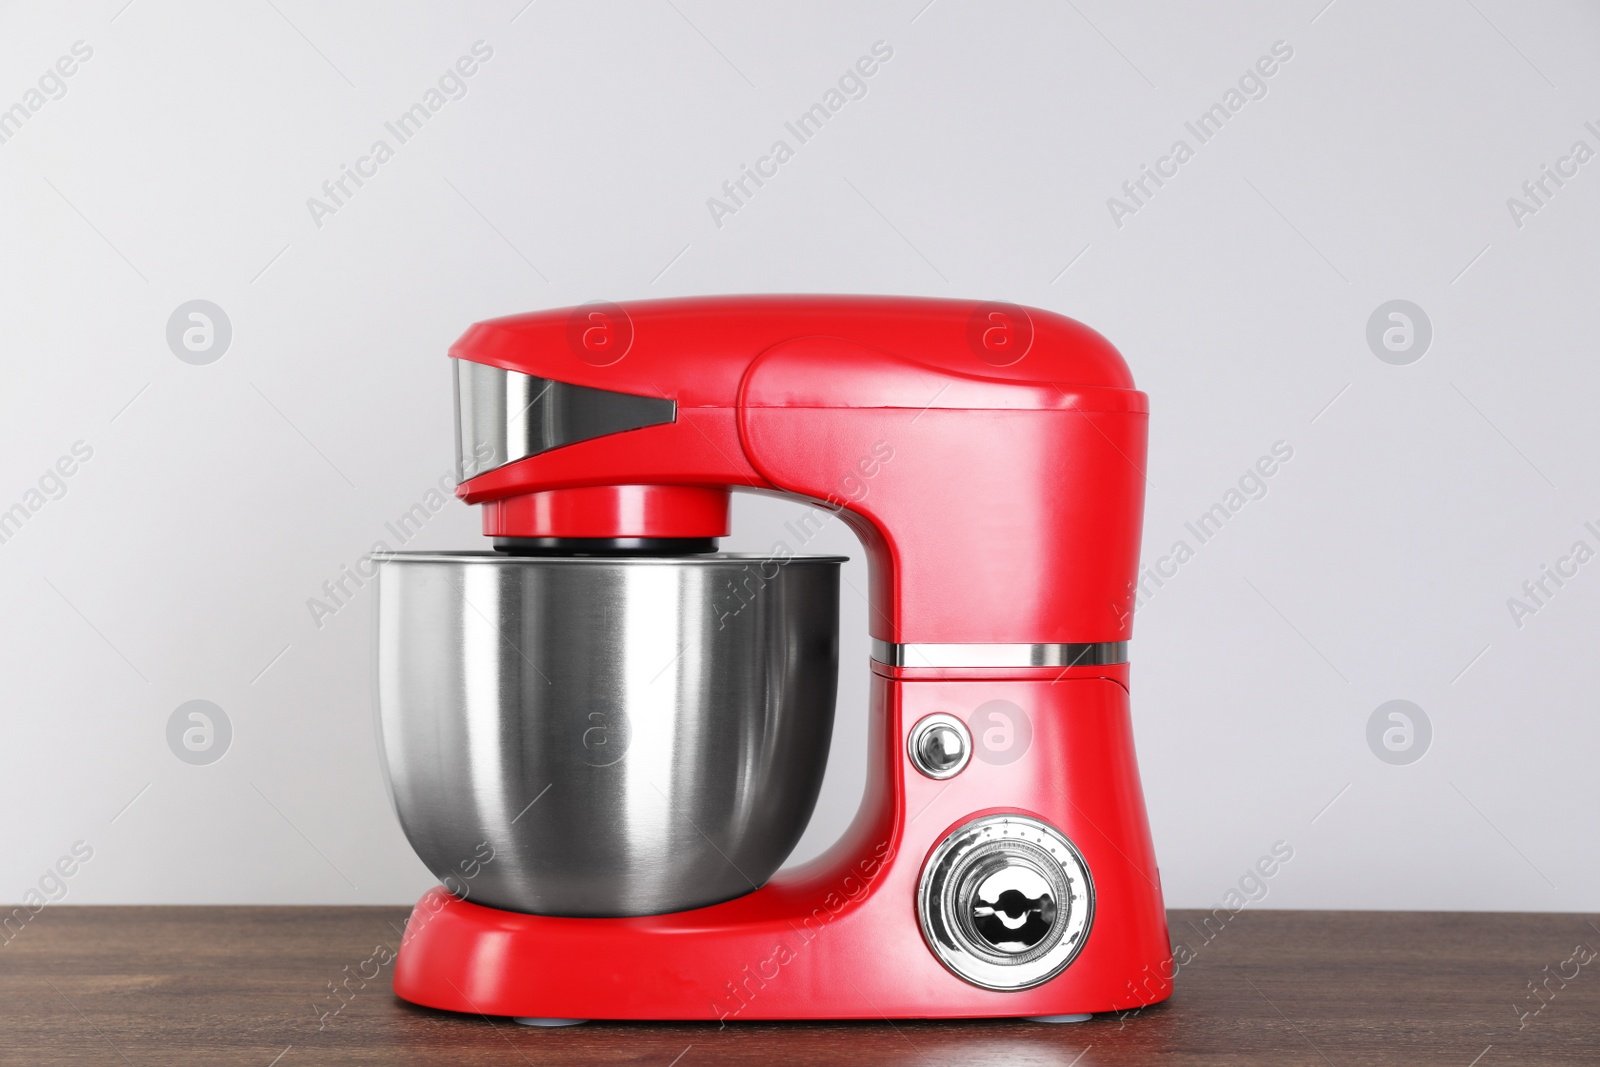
[{"xmin": 1, "ymin": 906, "xmax": 1596, "ymax": 1065}]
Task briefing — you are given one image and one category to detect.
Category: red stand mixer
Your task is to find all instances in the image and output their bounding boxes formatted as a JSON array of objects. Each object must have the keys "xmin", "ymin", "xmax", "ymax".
[{"xmin": 373, "ymin": 295, "xmax": 1170, "ymax": 1022}]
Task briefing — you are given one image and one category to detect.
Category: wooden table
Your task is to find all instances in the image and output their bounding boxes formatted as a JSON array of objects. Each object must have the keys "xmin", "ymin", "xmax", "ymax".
[{"xmin": 2, "ymin": 907, "xmax": 1595, "ymax": 1065}]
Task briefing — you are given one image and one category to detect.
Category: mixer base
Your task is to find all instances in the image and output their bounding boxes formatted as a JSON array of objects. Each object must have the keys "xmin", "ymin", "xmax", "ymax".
[{"xmin": 388, "ymin": 675, "xmax": 1174, "ymax": 1022}]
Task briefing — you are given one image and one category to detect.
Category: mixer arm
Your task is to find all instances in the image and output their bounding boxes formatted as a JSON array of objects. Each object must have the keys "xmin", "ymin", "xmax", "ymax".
[
  {"xmin": 737, "ymin": 334, "xmax": 1146, "ymax": 646},
  {"xmin": 449, "ymin": 296, "xmax": 1147, "ymax": 646}
]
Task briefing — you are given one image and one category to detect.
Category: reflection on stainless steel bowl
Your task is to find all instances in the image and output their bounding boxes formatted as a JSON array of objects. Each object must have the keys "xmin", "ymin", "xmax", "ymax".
[{"xmin": 373, "ymin": 552, "xmax": 843, "ymax": 917}]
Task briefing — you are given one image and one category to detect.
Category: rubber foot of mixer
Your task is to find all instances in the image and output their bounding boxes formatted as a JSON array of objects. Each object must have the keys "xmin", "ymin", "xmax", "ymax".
[
  {"xmin": 512, "ymin": 1018, "xmax": 589, "ymax": 1028},
  {"xmin": 1024, "ymin": 1013, "xmax": 1093, "ymax": 1024}
]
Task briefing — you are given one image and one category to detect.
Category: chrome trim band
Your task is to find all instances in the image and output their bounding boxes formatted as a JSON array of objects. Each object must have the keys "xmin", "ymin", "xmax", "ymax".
[{"xmin": 871, "ymin": 640, "xmax": 1129, "ymax": 668}]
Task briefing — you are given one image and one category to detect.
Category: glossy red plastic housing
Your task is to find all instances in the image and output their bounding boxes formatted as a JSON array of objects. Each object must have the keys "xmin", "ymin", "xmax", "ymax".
[
  {"xmin": 394, "ymin": 670, "xmax": 1169, "ymax": 1020},
  {"xmin": 393, "ymin": 296, "xmax": 1169, "ymax": 1021},
  {"xmin": 453, "ymin": 296, "xmax": 1148, "ymax": 644},
  {"xmin": 480, "ymin": 484, "xmax": 730, "ymax": 539}
]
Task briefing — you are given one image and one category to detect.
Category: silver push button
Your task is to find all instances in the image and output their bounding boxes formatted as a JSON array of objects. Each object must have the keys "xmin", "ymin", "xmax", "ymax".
[{"xmin": 907, "ymin": 713, "xmax": 972, "ymax": 779}]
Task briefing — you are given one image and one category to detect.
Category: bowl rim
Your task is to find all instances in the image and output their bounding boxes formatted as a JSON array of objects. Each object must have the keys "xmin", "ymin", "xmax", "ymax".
[{"xmin": 368, "ymin": 551, "xmax": 849, "ymax": 565}]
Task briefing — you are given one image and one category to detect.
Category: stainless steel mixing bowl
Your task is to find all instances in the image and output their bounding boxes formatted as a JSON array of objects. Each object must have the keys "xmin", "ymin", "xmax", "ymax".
[{"xmin": 373, "ymin": 551, "xmax": 843, "ymax": 917}]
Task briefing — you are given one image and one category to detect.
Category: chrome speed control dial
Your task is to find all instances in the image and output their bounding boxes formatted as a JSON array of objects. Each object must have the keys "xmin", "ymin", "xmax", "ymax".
[
  {"xmin": 917, "ymin": 814, "xmax": 1094, "ymax": 991},
  {"xmin": 907, "ymin": 713, "xmax": 972, "ymax": 779}
]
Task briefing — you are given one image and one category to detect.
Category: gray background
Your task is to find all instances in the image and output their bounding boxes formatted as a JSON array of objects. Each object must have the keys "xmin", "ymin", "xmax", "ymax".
[{"xmin": 3, "ymin": 0, "xmax": 1595, "ymax": 912}]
